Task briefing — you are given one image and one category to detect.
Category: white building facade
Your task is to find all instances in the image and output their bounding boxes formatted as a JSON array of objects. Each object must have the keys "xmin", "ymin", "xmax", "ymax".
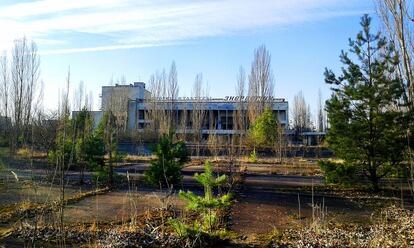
[{"xmin": 93, "ymin": 82, "xmax": 288, "ymax": 136}]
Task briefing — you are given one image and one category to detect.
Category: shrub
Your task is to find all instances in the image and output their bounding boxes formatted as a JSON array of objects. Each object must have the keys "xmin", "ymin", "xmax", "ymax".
[
  {"xmin": 249, "ymin": 108, "xmax": 280, "ymax": 148},
  {"xmin": 249, "ymin": 148, "xmax": 257, "ymax": 163},
  {"xmin": 76, "ymin": 135, "xmax": 105, "ymax": 168},
  {"xmin": 319, "ymin": 160, "xmax": 357, "ymax": 186},
  {"xmin": 144, "ymin": 134, "xmax": 189, "ymax": 188},
  {"xmin": 93, "ymin": 168, "xmax": 125, "ymax": 186},
  {"xmin": 0, "ymin": 136, "xmax": 9, "ymax": 147},
  {"xmin": 47, "ymin": 138, "xmax": 76, "ymax": 166},
  {"xmin": 174, "ymin": 160, "xmax": 232, "ymax": 235}
]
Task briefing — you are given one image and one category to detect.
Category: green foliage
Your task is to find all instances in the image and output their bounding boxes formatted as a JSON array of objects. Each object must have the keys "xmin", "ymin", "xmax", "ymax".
[
  {"xmin": 95, "ymin": 111, "xmax": 119, "ymax": 158},
  {"xmin": 48, "ymin": 114, "xmax": 77, "ymax": 169},
  {"xmin": 76, "ymin": 135, "xmax": 105, "ymax": 169},
  {"xmin": 177, "ymin": 160, "xmax": 232, "ymax": 234},
  {"xmin": 95, "ymin": 111, "xmax": 119, "ymax": 185},
  {"xmin": 95, "ymin": 111, "xmax": 116, "ymax": 145},
  {"xmin": 249, "ymin": 148, "xmax": 257, "ymax": 163},
  {"xmin": 319, "ymin": 160, "xmax": 357, "ymax": 186},
  {"xmin": 93, "ymin": 168, "xmax": 125, "ymax": 186},
  {"xmin": 0, "ymin": 158, "xmax": 5, "ymax": 172},
  {"xmin": 74, "ymin": 108, "xmax": 105, "ymax": 168},
  {"xmin": 0, "ymin": 136, "xmax": 9, "ymax": 147},
  {"xmin": 0, "ymin": 147, "xmax": 8, "ymax": 158},
  {"xmin": 324, "ymin": 15, "xmax": 411, "ymax": 191},
  {"xmin": 168, "ymin": 218, "xmax": 201, "ymax": 238},
  {"xmin": 48, "ymin": 137, "xmax": 75, "ymax": 165},
  {"xmin": 111, "ymin": 150, "xmax": 126, "ymax": 163},
  {"xmin": 249, "ymin": 108, "xmax": 280, "ymax": 148},
  {"xmin": 73, "ymin": 108, "xmax": 92, "ymax": 135},
  {"xmin": 144, "ymin": 134, "xmax": 189, "ymax": 188},
  {"xmin": 169, "ymin": 218, "xmax": 234, "ymax": 246}
]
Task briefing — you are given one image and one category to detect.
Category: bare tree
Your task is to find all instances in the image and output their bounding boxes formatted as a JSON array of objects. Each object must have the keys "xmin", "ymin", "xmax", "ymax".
[
  {"xmin": 10, "ymin": 37, "xmax": 41, "ymax": 151},
  {"xmin": 0, "ymin": 53, "xmax": 9, "ymax": 142},
  {"xmin": 292, "ymin": 91, "xmax": 312, "ymax": 133},
  {"xmin": 73, "ymin": 81, "xmax": 85, "ymax": 112},
  {"xmin": 32, "ymin": 110, "xmax": 58, "ymax": 156},
  {"xmin": 104, "ymin": 77, "xmax": 130, "ymax": 132},
  {"xmin": 192, "ymin": 73, "xmax": 206, "ymax": 157},
  {"xmin": 56, "ymin": 68, "xmax": 72, "ymax": 246},
  {"xmin": 207, "ymin": 118, "xmax": 219, "ymax": 160},
  {"xmin": 317, "ymin": 89, "xmax": 325, "ymax": 132},
  {"xmin": 178, "ymin": 100, "xmax": 188, "ymax": 141},
  {"xmin": 234, "ymin": 66, "xmax": 246, "ymax": 154},
  {"xmin": 167, "ymin": 61, "xmax": 179, "ymax": 132},
  {"xmin": 86, "ymin": 90, "xmax": 94, "ymax": 111},
  {"xmin": 0, "ymin": 53, "xmax": 9, "ymax": 119},
  {"xmin": 376, "ymin": 0, "xmax": 414, "ymax": 108},
  {"xmin": 146, "ymin": 70, "xmax": 168, "ymax": 140},
  {"xmin": 24, "ymin": 41, "xmax": 40, "ymax": 130},
  {"xmin": 247, "ymin": 45, "xmax": 275, "ymax": 124}
]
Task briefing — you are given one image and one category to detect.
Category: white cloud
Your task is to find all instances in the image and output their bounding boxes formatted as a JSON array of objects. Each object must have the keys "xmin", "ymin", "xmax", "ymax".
[
  {"xmin": 38, "ymin": 41, "xmax": 179, "ymax": 55},
  {"xmin": 0, "ymin": 0, "xmax": 128, "ymax": 19},
  {"xmin": 0, "ymin": 0, "xmax": 369, "ymax": 54}
]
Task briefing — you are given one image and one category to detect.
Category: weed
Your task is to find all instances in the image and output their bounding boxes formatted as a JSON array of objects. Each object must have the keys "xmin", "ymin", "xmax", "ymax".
[{"xmin": 249, "ymin": 148, "xmax": 257, "ymax": 163}]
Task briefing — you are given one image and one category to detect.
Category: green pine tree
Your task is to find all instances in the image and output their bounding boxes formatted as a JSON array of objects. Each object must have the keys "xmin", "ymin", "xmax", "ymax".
[
  {"xmin": 178, "ymin": 160, "xmax": 232, "ymax": 234},
  {"xmin": 75, "ymin": 108, "xmax": 105, "ymax": 184},
  {"xmin": 144, "ymin": 134, "xmax": 189, "ymax": 188},
  {"xmin": 324, "ymin": 14, "xmax": 410, "ymax": 191},
  {"xmin": 95, "ymin": 111, "xmax": 118, "ymax": 185}
]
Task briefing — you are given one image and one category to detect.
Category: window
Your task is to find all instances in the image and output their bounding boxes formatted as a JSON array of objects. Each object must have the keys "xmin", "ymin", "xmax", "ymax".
[{"xmin": 138, "ymin": 110, "xmax": 145, "ymax": 120}]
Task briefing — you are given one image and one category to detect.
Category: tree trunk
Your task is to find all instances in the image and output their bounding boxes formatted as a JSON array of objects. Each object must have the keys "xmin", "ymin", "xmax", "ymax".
[
  {"xmin": 109, "ymin": 148, "xmax": 114, "ymax": 186},
  {"xmin": 370, "ymin": 169, "xmax": 380, "ymax": 192},
  {"xmin": 80, "ymin": 163, "xmax": 85, "ymax": 185}
]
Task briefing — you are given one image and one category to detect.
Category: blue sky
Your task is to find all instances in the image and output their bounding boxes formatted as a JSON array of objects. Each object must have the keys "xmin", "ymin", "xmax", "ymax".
[{"xmin": 0, "ymin": 0, "xmax": 376, "ymax": 121}]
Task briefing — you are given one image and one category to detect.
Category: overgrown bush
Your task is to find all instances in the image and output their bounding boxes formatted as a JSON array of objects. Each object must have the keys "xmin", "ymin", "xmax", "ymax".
[
  {"xmin": 76, "ymin": 135, "xmax": 105, "ymax": 168},
  {"xmin": 0, "ymin": 158, "xmax": 5, "ymax": 172},
  {"xmin": 93, "ymin": 168, "xmax": 125, "ymax": 186},
  {"xmin": 0, "ymin": 136, "xmax": 9, "ymax": 147},
  {"xmin": 144, "ymin": 134, "xmax": 189, "ymax": 188},
  {"xmin": 248, "ymin": 108, "xmax": 280, "ymax": 149},
  {"xmin": 319, "ymin": 160, "xmax": 357, "ymax": 186},
  {"xmin": 47, "ymin": 138, "xmax": 76, "ymax": 165}
]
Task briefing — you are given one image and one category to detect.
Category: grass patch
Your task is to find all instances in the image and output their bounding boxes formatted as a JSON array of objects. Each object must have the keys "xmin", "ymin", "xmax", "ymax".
[
  {"xmin": 0, "ymin": 187, "xmax": 110, "ymax": 224},
  {"xmin": 0, "ymin": 147, "xmax": 9, "ymax": 157},
  {"xmin": 123, "ymin": 154, "xmax": 155, "ymax": 162},
  {"xmin": 265, "ymin": 206, "xmax": 414, "ymax": 247},
  {"xmin": 16, "ymin": 148, "xmax": 47, "ymax": 160}
]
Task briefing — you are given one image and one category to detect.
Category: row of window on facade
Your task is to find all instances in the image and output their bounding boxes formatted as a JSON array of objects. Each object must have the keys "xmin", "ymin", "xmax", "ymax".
[{"xmin": 135, "ymin": 109, "xmax": 287, "ymax": 130}]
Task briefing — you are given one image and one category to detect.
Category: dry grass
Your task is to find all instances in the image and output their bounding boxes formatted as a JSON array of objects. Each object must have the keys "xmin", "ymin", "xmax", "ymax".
[
  {"xmin": 16, "ymin": 148, "xmax": 46, "ymax": 160},
  {"xmin": 0, "ymin": 200, "xmax": 42, "ymax": 222},
  {"xmin": 0, "ymin": 187, "xmax": 110, "ymax": 224},
  {"xmin": 266, "ymin": 206, "xmax": 414, "ymax": 247},
  {"xmin": 123, "ymin": 154, "xmax": 155, "ymax": 162}
]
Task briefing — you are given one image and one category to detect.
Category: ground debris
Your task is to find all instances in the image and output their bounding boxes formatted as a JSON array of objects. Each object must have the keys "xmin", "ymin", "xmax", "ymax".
[
  {"xmin": 0, "ymin": 187, "xmax": 109, "ymax": 224},
  {"xmin": 268, "ymin": 206, "xmax": 414, "ymax": 248},
  {"xmin": 10, "ymin": 208, "xmax": 184, "ymax": 247}
]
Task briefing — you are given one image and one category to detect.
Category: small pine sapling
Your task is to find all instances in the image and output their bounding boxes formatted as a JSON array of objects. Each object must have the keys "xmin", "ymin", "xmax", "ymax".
[{"xmin": 176, "ymin": 160, "xmax": 232, "ymax": 235}]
